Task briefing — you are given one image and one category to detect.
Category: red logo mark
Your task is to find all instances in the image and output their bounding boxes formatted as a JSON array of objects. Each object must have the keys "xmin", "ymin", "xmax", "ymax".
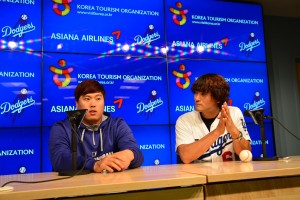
[
  {"xmin": 113, "ymin": 98, "xmax": 123, "ymax": 108},
  {"xmin": 112, "ymin": 30, "xmax": 121, "ymax": 40}
]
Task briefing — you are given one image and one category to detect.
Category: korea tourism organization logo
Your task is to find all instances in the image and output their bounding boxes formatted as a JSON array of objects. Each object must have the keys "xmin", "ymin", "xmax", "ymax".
[
  {"xmin": 52, "ymin": 0, "xmax": 73, "ymax": 16},
  {"xmin": 136, "ymin": 90, "xmax": 163, "ymax": 120},
  {"xmin": 0, "ymin": 88, "xmax": 36, "ymax": 122},
  {"xmin": 49, "ymin": 58, "xmax": 74, "ymax": 87},
  {"xmin": 172, "ymin": 64, "xmax": 192, "ymax": 89},
  {"xmin": 169, "ymin": 2, "xmax": 189, "ymax": 26}
]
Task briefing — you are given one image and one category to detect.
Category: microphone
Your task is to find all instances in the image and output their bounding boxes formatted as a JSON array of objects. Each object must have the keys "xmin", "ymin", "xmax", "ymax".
[
  {"xmin": 66, "ymin": 109, "xmax": 87, "ymax": 128},
  {"xmin": 69, "ymin": 111, "xmax": 81, "ymax": 120},
  {"xmin": 244, "ymin": 108, "xmax": 264, "ymax": 125}
]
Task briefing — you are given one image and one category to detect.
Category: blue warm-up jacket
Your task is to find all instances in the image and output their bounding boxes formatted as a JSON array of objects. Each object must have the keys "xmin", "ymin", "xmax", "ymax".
[{"xmin": 49, "ymin": 113, "xmax": 144, "ymax": 172}]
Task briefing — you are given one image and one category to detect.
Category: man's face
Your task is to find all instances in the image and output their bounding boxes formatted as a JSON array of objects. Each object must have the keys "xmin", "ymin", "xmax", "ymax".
[
  {"xmin": 194, "ymin": 91, "xmax": 218, "ymax": 115},
  {"xmin": 76, "ymin": 92, "xmax": 104, "ymax": 125}
]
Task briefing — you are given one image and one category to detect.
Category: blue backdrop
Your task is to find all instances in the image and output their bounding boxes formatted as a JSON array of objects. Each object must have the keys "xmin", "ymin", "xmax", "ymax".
[{"xmin": 0, "ymin": 0, "xmax": 275, "ymax": 175}]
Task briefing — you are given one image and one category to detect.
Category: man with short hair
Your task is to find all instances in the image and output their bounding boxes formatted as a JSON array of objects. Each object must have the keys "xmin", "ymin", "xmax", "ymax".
[{"xmin": 49, "ymin": 80, "xmax": 144, "ymax": 173}]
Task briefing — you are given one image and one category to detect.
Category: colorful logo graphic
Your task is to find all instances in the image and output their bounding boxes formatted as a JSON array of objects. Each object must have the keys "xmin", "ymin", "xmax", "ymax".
[
  {"xmin": 170, "ymin": 2, "xmax": 189, "ymax": 26},
  {"xmin": 172, "ymin": 64, "xmax": 192, "ymax": 89},
  {"xmin": 1, "ymin": 88, "xmax": 35, "ymax": 122},
  {"xmin": 239, "ymin": 32, "xmax": 261, "ymax": 55},
  {"xmin": 52, "ymin": 0, "xmax": 73, "ymax": 16},
  {"xmin": 136, "ymin": 90, "xmax": 163, "ymax": 120},
  {"xmin": 50, "ymin": 59, "xmax": 74, "ymax": 87}
]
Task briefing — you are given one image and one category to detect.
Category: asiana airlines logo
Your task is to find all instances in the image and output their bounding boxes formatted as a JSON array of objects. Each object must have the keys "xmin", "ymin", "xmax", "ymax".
[
  {"xmin": 134, "ymin": 24, "xmax": 161, "ymax": 45},
  {"xmin": 52, "ymin": 0, "xmax": 73, "ymax": 16},
  {"xmin": 0, "ymin": 88, "xmax": 36, "ymax": 122},
  {"xmin": 169, "ymin": 2, "xmax": 189, "ymax": 26}
]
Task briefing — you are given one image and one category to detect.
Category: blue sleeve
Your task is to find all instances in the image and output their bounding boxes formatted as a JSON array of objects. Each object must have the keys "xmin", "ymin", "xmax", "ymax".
[
  {"xmin": 115, "ymin": 119, "xmax": 144, "ymax": 168},
  {"xmin": 49, "ymin": 121, "xmax": 73, "ymax": 172},
  {"xmin": 49, "ymin": 120, "xmax": 96, "ymax": 172}
]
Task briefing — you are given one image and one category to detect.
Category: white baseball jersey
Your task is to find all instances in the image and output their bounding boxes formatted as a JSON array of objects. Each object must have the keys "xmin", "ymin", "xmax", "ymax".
[{"xmin": 175, "ymin": 106, "xmax": 251, "ymax": 162}]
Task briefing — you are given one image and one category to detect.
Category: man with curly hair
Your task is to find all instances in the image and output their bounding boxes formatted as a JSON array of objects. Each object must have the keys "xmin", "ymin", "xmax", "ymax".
[{"xmin": 175, "ymin": 74, "xmax": 251, "ymax": 163}]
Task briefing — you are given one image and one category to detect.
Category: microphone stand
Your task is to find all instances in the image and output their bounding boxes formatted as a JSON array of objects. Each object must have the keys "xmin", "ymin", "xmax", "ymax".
[
  {"xmin": 244, "ymin": 109, "xmax": 278, "ymax": 161},
  {"xmin": 253, "ymin": 112, "xmax": 277, "ymax": 161},
  {"xmin": 58, "ymin": 109, "xmax": 91, "ymax": 176}
]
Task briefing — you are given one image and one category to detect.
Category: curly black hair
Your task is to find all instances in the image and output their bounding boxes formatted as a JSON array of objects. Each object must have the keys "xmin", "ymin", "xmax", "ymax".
[{"xmin": 191, "ymin": 73, "xmax": 230, "ymax": 108}]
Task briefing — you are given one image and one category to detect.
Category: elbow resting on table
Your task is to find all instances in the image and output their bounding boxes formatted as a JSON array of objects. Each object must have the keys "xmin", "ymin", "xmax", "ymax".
[
  {"xmin": 181, "ymin": 158, "xmax": 193, "ymax": 164},
  {"xmin": 178, "ymin": 153, "xmax": 194, "ymax": 164},
  {"xmin": 177, "ymin": 145, "xmax": 197, "ymax": 164}
]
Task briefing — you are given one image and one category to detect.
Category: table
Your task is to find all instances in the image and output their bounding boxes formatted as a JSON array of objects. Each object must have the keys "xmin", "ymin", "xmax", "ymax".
[
  {"xmin": 177, "ymin": 156, "xmax": 300, "ymax": 199},
  {"xmin": 1, "ymin": 156, "xmax": 300, "ymax": 200},
  {"xmin": 0, "ymin": 165, "xmax": 206, "ymax": 200}
]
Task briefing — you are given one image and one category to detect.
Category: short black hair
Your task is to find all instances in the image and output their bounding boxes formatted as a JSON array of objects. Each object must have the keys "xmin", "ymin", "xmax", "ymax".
[{"xmin": 74, "ymin": 80, "xmax": 106, "ymax": 102}]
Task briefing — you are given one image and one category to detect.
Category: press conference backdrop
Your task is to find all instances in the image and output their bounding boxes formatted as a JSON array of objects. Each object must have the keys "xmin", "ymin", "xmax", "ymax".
[{"xmin": 0, "ymin": 0, "xmax": 275, "ymax": 175}]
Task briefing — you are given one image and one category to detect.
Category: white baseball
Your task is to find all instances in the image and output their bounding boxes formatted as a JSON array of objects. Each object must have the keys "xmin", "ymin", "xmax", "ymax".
[
  {"xmin": 239, "ymin": 150, "xmax": 252, "ymax": 162},
  {"xmin": 21, "ymin": 14, "xmax": 28, "ymax": 20}
]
